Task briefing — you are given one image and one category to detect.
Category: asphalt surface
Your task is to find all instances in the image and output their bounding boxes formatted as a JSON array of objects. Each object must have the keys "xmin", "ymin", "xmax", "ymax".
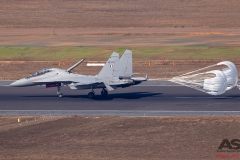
[{"xmin": 0, "ymin": 80, "xmax": 240, "ymax": 116}]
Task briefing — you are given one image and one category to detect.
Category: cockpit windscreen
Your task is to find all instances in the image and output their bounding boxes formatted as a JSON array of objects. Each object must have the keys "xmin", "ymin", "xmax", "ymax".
[{"xmin": 27, "ymin": 68, "xmax": 53, "ymax": 78}]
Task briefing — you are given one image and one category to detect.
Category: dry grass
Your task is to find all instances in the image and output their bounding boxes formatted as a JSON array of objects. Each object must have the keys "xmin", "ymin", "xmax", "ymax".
[
  {"xmin": 1, "ymin": 0, "xmax": 240, "ymax": 28},
  {"xmin": 0, "ymin": 116, "xmax": 239, "ymax": 160}
]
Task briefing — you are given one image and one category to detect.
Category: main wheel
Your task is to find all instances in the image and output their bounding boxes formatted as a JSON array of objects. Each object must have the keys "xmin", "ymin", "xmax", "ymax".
[
  {"xmin": 101, "ymin": 89, "xmax": 108, "ymax": 98},
  {"xmin": 88, "ymin": 92, "xmax": 95, "ymax": 99}
]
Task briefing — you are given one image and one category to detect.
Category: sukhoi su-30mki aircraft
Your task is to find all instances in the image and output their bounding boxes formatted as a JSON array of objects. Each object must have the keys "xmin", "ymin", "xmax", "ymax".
[{"xmin": 10, "ymin": 50, "xmax": 148, "ymax": 98}]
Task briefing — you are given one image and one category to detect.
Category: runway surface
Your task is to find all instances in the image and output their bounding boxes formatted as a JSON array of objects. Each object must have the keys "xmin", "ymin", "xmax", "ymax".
[{"xmin": 0, "ymin": 80, "xmax": 240, "ymax": 116}]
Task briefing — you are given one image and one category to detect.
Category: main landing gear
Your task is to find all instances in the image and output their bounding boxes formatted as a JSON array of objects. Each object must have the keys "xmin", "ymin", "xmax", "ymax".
[
  {"xmin": 57, "ymin": 85, "xmax": 108, "ymax": 99},
  {"xmin": 87, "ymin": 88, "xmax": 108, "ymax": 99},
  {"xmin": 88, "ymin": 91, "xmax": 95, "ymax": 99},
  {"xmin": 101, "ymin": 88, "xmax": 108, "ymax": 98},
  {"xmin": 88, "ymin": 85, "xmax": 95, "ymax": 99},
  {"xmin": 57, "ymin": 85, "xmax": 63, "ymax": 98}
]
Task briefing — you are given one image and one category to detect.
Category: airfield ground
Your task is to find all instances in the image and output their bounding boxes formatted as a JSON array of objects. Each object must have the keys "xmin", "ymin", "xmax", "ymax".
[
  {"xmin": 1, "ymin": 1, "xmax": 240, "ymax": 79},
  {"xmin": 1, "ymin": 59, "xmax": 240, "ymax": 80},
  {"xmin": 1, "ymin": 1, "xmax": 240, "ymax": 159},
  {"xmin": 1, "ymin": 0, "xmax": 240, "ymax": 28},
  {"xmin": 0, "ymin": 116, "xmax": 240, "ymax": 160}
]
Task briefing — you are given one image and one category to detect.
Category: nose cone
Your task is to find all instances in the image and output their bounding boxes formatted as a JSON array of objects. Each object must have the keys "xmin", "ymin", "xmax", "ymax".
[{"xmin": 10, "ymin": 79, "xmax": 30, "ymax": 87}]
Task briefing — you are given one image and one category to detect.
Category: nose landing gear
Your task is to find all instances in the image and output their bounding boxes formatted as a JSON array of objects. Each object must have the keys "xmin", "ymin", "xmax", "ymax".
[{"xmin": 57, "ymin": 85, "xmax": 63, "ymax": 98}]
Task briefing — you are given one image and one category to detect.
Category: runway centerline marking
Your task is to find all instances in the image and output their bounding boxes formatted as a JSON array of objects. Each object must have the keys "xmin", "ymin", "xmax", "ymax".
[
  {"xmin": 175, "ymin": 97, "xmax": 233, "ymax": 99},
  {"xmin": 1, "ymin": 110, "xmax": 240, "ymax": 112}
]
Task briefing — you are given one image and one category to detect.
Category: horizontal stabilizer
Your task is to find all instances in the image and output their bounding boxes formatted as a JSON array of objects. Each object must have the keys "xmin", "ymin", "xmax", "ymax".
[
  {"xmin": 131, "ymin": 75, "xmax": 148, "ymax": 82},
  {"xmin": 67, "ymin": 59, "xmax": 84, "ymax": 72}
]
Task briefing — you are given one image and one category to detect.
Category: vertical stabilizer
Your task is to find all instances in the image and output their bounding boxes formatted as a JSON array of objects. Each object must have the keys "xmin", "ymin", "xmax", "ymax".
[
  {"xmin": 97, "ymin": 52, "xmax": 120, "ymax": 80},
  {"xmin": 119, "ymin": 50, "xmax": 132, "ymax": 78}
]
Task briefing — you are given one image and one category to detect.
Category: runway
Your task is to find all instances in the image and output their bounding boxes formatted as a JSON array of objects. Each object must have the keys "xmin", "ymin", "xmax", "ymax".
[{"xmin": 0, "ymin": 80, "xmax": 240, "ymax": 116}]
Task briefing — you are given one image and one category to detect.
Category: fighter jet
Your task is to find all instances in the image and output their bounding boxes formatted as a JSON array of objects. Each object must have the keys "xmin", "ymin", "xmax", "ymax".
[{"xmin": 10, "ymin": 50, "xmax": 148, "ymax": 98}]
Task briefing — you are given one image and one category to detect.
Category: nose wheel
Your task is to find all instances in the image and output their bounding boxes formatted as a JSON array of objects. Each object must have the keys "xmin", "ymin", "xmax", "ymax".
[
  {"xmin": 57, "ymin": 85, "xmax": 63, "ymax": 98},
  {"xmin": 58, "ymin": 93, "xmax": 63, "ymax": 98},
  {"xmin": 101, "ymin": 89, "xmax": 108, "ymax": 98}
]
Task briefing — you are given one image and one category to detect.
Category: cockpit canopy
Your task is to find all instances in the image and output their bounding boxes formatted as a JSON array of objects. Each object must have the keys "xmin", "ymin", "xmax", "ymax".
[{"xmin": 27, "ymin": 68, "xmax": 53, "ymax": 78}]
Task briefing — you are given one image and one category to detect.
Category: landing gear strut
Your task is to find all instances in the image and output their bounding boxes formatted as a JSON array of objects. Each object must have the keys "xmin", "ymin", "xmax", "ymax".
[
  {"xmin": 57, "ymin": 85, "xmax": 63, "ymax": 98},
  {"xmin": 101, "ymin": 88, "xmax": 108, "ymax": 98},
  {"xmin": 88, "ymin": 86, "xmax": 95, "ymax": 99}
]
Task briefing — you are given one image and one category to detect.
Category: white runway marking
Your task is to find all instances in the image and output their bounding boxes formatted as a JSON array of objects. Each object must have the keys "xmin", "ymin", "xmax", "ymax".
[
  {"xmin": 175, "ymin": 97, "xmax": 233, "ymax": 99},
  {"xmin": 1, "ymin": 110, "xmax": 239, "ymax": 113},
  {"xmin": 136, "ymin": 85, "xmax": 181, "ymax": 87},
  {"xmin": 158, "ymin": 111, "xmax": 240, "ymax": 113}
]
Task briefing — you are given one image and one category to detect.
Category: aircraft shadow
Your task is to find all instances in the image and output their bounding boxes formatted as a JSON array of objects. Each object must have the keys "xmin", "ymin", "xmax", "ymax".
[
  {"xmin": 91, "ymin": 92, "xmax": 161, "ymax": 101},
  {"xmin": 226, "ymin": 94, "xmax": 240, "ymax": 98},
  {"xmin": 22, "ymin": 92, "xmax": 162, "ymax": 100}
]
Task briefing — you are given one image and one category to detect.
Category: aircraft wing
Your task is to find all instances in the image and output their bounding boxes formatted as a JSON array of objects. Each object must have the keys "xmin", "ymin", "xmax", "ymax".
[
  {"xmin": 68, "ymin": 80, "xmax": 124, "ymax": 91},
  {"xmin": 68, "ymin": 77, "xmax": 126, "ymax": 91}
]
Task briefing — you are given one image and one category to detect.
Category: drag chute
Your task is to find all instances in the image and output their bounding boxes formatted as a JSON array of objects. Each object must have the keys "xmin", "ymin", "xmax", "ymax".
[
  {"xmin": 203, "ymin": 70, "xmax": 227, "ymax": 95},
  {"xmin": 217, "ymin": 61, "xmax": 238, "ymax": 90},
  {"xmin": 170, "ymin": 69, "xmax": 228, "ymax": 96},
  {"xmin": 169, "ymin": 61, "xmax": 239, "ymax": 95}
]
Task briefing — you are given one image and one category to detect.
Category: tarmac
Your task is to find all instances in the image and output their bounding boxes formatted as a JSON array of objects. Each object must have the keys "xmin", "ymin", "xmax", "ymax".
[{"xmin": 0, "ymin": 80, "xmax": 240, "ymax": 116}]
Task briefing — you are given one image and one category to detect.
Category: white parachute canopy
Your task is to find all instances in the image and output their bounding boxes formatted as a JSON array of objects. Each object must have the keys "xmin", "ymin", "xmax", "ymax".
[
  {"xmin": 170, "ymin": 61, "xmax": 238, "ymax": 96},
  {"xmin": 217, "ymin": 61, "xmax": 238, "ymax": 90},
  {"xmin": 203, "ymin": 70, "xmax": 227, "ymax": 95},
  {"xmin": 170, "ymin": 70, "xmax": 227, "ymax": 95}
]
